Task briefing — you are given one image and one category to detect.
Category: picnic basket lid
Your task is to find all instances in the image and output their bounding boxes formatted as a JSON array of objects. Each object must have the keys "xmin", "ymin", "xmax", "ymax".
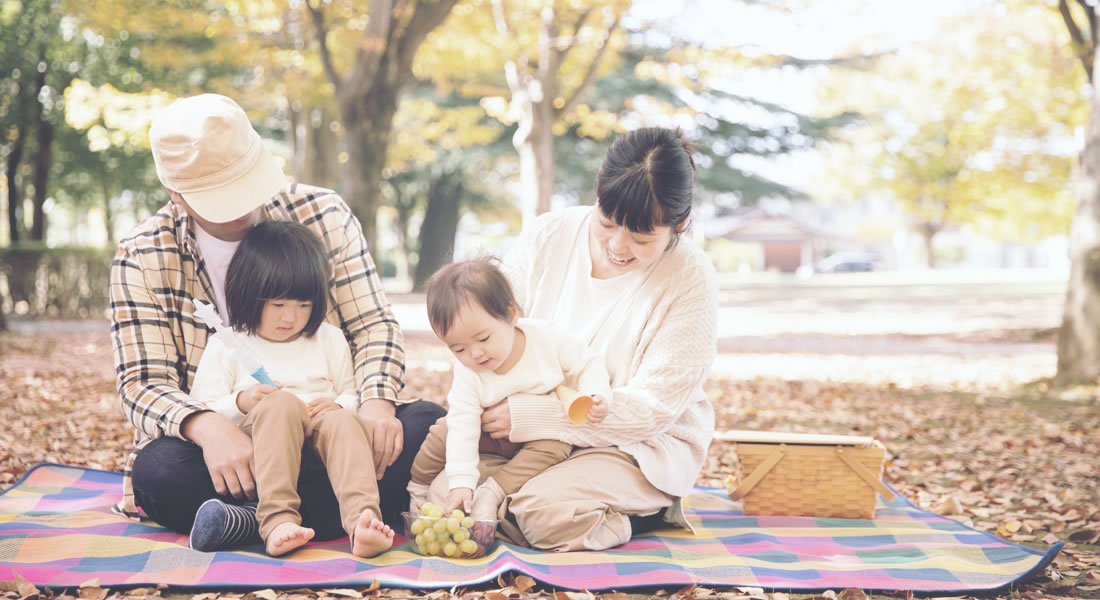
[{"xmin": 713, "ymin": 429, "xmax": 877, "ymax": 446}]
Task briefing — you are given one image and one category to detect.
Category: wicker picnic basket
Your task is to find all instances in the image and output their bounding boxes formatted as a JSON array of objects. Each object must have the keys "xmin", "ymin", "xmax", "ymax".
[{"xmin": 717, "ymin": 430, "xmax": 896, "ymax": 519}]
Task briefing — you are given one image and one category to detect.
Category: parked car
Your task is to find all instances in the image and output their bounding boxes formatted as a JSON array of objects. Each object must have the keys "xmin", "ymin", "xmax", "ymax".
[{"xmin": 814, "ymin": 252, "xmax": 879, "ymax": 273}]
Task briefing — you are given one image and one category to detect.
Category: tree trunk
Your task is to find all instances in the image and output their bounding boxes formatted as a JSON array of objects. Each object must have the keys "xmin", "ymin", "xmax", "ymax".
[
  {"xmin": 340, "ymin": 89, "xmax": 397, "ymax": 253},
  {"xmin": 5, "ymin": 121, "xmax": 25, "ymax": 244},
  {"xmin": 508, "ymin": 26, "xmax": 559, "ymax": 230},
  {"xmin": 103, "ymin": 181, "xmax": 114, "ymax": 244},
  {"xmin": 311, "ymin": 0, "xmax": 459, "ymax": 254},
  {"xmin": 412, "ymin": 171, "xmax": 462, "ymax": 292},
  {"xmin": 918, "ymin": 223, "xmax": 939, "ymax": 268},
  {"xmin": 29, "ymin": 116, "xmax": 54, "ymax": 242},
  {"xmin": 291, "ymin": 102, "xmax": 342, "ymax": 191},
  {"xmin": 1056, "ymin": 36, "xmax": 1100, "ymax": 384},
  {"xmin": 515, "ymin": 94, "xmax": 556, "ymax": 228},
  {"xmin": 393, "ymin": 196, "xmax": 414, "ymax": 289},
  {"xmin": 312, "ymin": 108, "xmax": 342, "ymax": 191}
]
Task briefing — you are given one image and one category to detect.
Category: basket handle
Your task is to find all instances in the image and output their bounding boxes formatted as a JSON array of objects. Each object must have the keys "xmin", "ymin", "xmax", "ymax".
[
  {"xmin": 835, "ymin": 447, "xmax": 897, "ymax": 501},
  {"xmin": 729, "ymin": 444, "xmax": 787, "ymax": 500}
]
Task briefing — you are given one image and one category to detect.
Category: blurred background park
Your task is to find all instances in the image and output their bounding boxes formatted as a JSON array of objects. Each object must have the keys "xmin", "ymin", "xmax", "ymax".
[{"xmin": 3, "ymin": 0, "xmax": 1100, "ymax": 385}]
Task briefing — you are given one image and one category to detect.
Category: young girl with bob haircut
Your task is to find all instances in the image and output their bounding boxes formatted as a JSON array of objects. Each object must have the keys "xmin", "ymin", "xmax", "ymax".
[
  {"xmin": 427, "ymin": 127, "xmax": 719, "ymax": 551},
  {"xmin": 189, "ymin": 220, "xmax": 394, "ymax": 558},
  {"xmin": 408, "ymin": 257, "xmax": 611, "ymax": 522}
]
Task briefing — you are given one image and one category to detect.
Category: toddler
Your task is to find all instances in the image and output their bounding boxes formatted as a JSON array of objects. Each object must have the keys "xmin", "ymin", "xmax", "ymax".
[
  {"xmin": 408, "ymin": 257, "xmax": 611, "ymax": 521},
  {"xmin": 189, "ymin": 220, "xmax": 393, "ymax": 557}
]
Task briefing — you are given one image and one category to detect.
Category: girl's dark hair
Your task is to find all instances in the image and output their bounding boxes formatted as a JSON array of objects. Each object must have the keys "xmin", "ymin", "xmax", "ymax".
[
  {"xmin": 595, "ymin": 127, "xmax": 696, "ymax": 236},
  {"xmin": 425, "ymin": 257, "xmax": 516, "ymax": 338},
  {"xmin": 225, "ymin": 220, "xmax": 329, "ymax": 337}
]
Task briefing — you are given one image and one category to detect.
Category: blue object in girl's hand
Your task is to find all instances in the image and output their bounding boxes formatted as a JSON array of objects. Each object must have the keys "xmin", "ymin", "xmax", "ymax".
[
  {"xmin": 250, "ymin": 366, "xmax": 275, "ymax": 387},
  {"xmin": 192, "ymin": 299, "xmax": 277, "ymax": 387}
]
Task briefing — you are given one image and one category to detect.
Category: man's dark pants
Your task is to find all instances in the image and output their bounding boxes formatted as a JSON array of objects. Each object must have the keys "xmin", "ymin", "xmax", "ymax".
[{"xmin": 132, "ymin": 400, "xmax": 445, "ymax": 540}]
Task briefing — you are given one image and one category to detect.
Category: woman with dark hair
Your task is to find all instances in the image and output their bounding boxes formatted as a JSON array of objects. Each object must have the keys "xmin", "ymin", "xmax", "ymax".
[
  {"xmin": 188, "ymin": 220, "xmax": 395, "ymax": 558},
  {"xmin": 427, "ymin": 127, "xmax": 718, "ymax": 551}
]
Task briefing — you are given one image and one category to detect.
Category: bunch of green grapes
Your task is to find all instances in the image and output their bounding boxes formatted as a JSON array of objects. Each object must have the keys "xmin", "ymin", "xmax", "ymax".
[{"xmin": 409, "ymin": 502, "xmax": 487, "ymax": 557}]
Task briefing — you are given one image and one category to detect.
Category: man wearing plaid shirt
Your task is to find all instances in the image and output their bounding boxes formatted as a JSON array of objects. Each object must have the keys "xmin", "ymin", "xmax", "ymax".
[{"xmin": 109, "ymin": 94, "xmax": 444, "ymax": 550}]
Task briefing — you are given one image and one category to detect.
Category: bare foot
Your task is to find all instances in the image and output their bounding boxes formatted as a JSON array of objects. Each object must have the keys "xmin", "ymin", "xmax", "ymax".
[
  {"xmin": 266, "ymin": 521, "xmax": 315, "ymax": 556},
  {"xmin": 351, "ymin": 512, "xmax": 394, "ymax": 558}
]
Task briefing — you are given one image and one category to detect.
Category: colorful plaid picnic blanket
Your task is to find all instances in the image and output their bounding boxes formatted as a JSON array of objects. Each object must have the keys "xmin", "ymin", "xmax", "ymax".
[{"xmin": 0, "ymin": 464, "xmax": 1061, "ymax": 592}]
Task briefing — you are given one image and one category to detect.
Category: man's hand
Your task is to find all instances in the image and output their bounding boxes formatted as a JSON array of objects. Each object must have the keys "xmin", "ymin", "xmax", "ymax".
[
  {"xmin": 481, "ymin": 399, "xmax": 512, "ymax": 440},
  {"xmin": 182, "ymin": 411, "xmax": 256, "ymax": 500},
  {"xmin": 236, "ymin": 383, "xmax": 280, "ymax": 414},
  {"xmin": 358, "ymin": 398, "xmax": 402, "ymax": 479},
  {"xmin": 307, "ymin": 397, "xmax": 342, "ymax": 420}
]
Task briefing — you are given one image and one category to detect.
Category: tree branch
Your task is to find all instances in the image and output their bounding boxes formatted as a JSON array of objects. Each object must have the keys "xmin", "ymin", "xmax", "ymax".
[
  {"xmin": 394, "ymin": 0, "xmax": 461, "ymax": 76},
  {"xmin": 536, "ymin": 2, "xmax": 559, "ymax": 82},
  {"xmin": 490, "ymin": 0, "xmax": 515, "ymax": 38},
  {"xmin": 304, "ymin": 0, "xmax": 344, "ymax": 95},
  {"xmin": 492, "ymin": 0, "xmax": 530, "ymax": 88},
  {"xmin": 556, "ymin": 14, "xmax": 621, "ymax": 119},
  {"xmin": 1060, "ymin": 0, "xmax": 1093, "ymax": 81},
  {"xmin": 1080, "ymin": 0, "xmax": 1097, "ymax": 48},
  {"xmin": 553, "ymin": 6, "xmax": 593, "ymax": 67},
  {"xmin": 343, "ymin": 0, "xmax": 395, "ymax": 99}
]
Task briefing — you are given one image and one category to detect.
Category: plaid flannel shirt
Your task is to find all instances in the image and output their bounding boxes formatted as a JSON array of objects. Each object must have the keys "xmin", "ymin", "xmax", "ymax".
[{"xmin": 109, "ymin": 183, "xmax": 408, "ymax": 518}]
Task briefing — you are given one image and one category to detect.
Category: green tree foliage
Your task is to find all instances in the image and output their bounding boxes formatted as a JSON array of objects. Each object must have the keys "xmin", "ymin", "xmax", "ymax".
[
  {"xmin": 417, "ymin": 0, "xmax": 630, "ymax": 226},
  {"xmin": 819, "ymin": 4, "xmax": 1083, "ymax": 264},
  {"xmin": 571, "ymin": 41, "xmax": 856, "ymax": 208}
]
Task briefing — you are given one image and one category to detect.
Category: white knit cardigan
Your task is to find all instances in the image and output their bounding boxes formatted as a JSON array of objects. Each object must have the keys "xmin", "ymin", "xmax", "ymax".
[{"xmin": 501, "ymin": 206, "xmax": 718, "ymax": 498}]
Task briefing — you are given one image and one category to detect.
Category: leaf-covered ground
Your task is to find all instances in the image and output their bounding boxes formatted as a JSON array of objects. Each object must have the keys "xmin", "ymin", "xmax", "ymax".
[{"xmin": 1, "ymin": 275, "xmax": 1098, "ymax": 600}]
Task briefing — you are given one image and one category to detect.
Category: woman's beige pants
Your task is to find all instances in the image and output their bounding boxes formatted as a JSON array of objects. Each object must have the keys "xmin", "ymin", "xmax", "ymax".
[{"xmin": 428, "ymin": 445, "xmax": 673, "ymax": 551}]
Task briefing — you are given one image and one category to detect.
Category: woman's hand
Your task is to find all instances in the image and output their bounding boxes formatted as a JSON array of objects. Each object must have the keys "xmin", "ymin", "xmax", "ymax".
[
  {"xmin": 307, "ymin": 397, "xmax": 342, "ymax": 420},
  {"xmin": 480, "ymin": 399, "xmax": 512, "ymax": 440},
  {"xmin": 235, "ymin": 383, "xmax": 280, "ymax": 414},
  {"xmin": 445, "ymin": 487, "xmax": 473, "ymax": 514}
]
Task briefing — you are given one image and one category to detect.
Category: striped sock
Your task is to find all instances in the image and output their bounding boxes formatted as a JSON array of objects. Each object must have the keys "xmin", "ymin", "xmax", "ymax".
[{"xmin": 188, "ymin": 499, "xmax": 261, "ymax": 552}]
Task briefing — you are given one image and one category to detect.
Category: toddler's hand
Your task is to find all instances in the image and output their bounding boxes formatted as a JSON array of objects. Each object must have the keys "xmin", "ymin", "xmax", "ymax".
[
  {"xmin": 445, "ymin": 488, "xmax": 473, "ymax": 514},
  {"xmin": 307, "ymin": 397, "xmax": 342, "ymax": 420},
  {"xmin": 586, "ymin": 394, "xmax": 609, "ymax": 424},
  {"xmin": 236, "ymin": 383, "xmax": 280, "ymax": 414}
]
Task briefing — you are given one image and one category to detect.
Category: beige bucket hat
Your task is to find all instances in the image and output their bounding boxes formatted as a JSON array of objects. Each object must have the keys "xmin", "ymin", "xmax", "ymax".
[{"xmin": 149, "ymin": 94, "xmax": 285, "ymax": 223}]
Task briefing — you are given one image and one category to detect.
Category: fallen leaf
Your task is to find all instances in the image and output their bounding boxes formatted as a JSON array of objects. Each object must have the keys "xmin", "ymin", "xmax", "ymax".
[
  {"xmin": 1069, "ymin": 529, "xmax": 1100, "ymax": 544},
  {"xmin": 997, "ymin": 520, "xmax": 1023, "ymax": 537},
  {"xmin": 513, "ymin": 577, "xmax": 535, "ymax": 593},
  {"xmin": 321, "ymin": 591, "xmax": 361, "ymax": 599},
  {"xmin": 554, "ymin": 593, "xmax": 594, "ymax": 600},
  {"xmin": 836, "ymin": 589, "xmax": 866, "ymax": 600},
  {"xmin": 77, "ymin": 587, "xmax": 107, "ymax": 600},
  {"xmin": 937, "ymin": 495, "xmax": 962, "ymax": 516},
  {"xmin": 251, "ymin": 590, "xmax": 278, "ymax": 600},
  {"xmin": 14, "ymin": 574, "xmax": 36, "ymax": 599},
  {"xmin": 673, "ymin": 585, "xmax": 696, "ymax": 599}
]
